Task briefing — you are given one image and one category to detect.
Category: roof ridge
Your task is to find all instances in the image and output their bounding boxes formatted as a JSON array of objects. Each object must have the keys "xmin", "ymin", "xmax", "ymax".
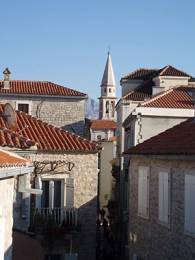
[
  {"xmin": 122, "ymin": 90, "xmax": 135, "ymax": 100},
  {"xmin": 140, "ymin": 87, "xmax": 175, "ymax": 107},
  {"xmin": 158, "ymin": 65, "xmax": 170, "ymax": 76},
  {"xmin": 122, "ymin": 67, "xmax": 159, "ymax": 79},
  {"xmin": 159, "ymin": 65, "xmax": 191, "ymax": 77}
]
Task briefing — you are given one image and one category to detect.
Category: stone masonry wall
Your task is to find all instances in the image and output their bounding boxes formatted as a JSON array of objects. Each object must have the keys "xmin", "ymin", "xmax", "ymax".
[
  {"xmin": 29, "ymin": 152, "xmax": 99, "ymax": 260},
  {"xmin": 0, "ymin": 178, "xmax": 14, "ymax": 260},
  {"xmin": 129, "ymin": 157, "xmax": 195, "ymax": 260},
  {"xmin": 0, "ymin": 96, "xmax": 86, "ymax": 136}
]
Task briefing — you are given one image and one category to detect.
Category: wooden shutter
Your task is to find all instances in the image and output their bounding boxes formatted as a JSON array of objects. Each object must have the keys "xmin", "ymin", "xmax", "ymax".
[
  {"xmin": 35, "ymin": 175, "xmax": 42, "ymax": 209},
  {"xmin": 185, "ymin": 174, "xmax": 195, "ymax": 234},
  {"xmin": 66, "ymin": 178, "xmax": 74, "ymax": 208},
  {"xmin": 138, "ymin": 166, "xmax": 149, "ymax": 218},
  {"xmin": 0, "ymin": 206, "xmax": 4, "ymax": 260},
  {"xmin": 159, "ymin": 171, "xmax": 169, "ymax": 224}
]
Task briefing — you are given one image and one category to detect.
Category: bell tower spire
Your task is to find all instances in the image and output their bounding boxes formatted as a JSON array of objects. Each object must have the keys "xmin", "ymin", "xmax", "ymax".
[{"xmin": 99, "ymin": 52, "xmax": 116, "ymax": 120}]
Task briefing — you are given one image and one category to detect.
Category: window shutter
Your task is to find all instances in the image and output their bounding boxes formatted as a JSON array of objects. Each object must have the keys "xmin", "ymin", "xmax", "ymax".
[
  {"xmin": 138, "ymin": 166, "xmax": 149, "ymax": 217},
  {"xmin": 185, "ymin": 174, "xmax": 195, "ymax": 234},
  {"xmin": 35, "ymin": 175, "xmax": 42, "ymax": 209},
  {"xmin": 66, "ymin": 178, "xmax": 74, "ymax": 208},
  {"xmin": 159, "ymin": 171, "xmax": 169, "ymax": 224},
  {"xmin": 0, "ymin": 207, "xmax": 4, "ymax": 260}
]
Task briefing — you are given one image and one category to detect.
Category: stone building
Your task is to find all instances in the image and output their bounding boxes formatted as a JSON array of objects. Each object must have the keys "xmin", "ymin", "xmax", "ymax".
[
  {"xmin": 0, "ymin": 149, "xmax": 33, "ymax": 260},
  {"xmin": 114, "ymin": 66, "xmax": 195, "ymax": 259},
  {"xmin": 124, "ymin": 118, "xmax": 195, "ymax": 260},
  {"xmin": 0, "ymin": 102, "xmax": 100, "ymax": 260},
  {"xmin": 0, "ymin": 68, "xmax": 87, "ymax": 136}
]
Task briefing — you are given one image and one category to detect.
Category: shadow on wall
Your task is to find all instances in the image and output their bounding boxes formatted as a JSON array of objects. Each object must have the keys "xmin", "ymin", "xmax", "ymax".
[
  {"xmin": 63, "ymin": 121, "xmax": 85, "ymax": 137},
  {"xmin": 4, "ymin": 245, "xmax": 12, "ymax": 260},
  {"xmin": 77, "ymin": 196, "xmax": 97, "ymax": 260},
  {"xmin": 12, "ymin": 231, "xmax": 44, "ymax": 260}
]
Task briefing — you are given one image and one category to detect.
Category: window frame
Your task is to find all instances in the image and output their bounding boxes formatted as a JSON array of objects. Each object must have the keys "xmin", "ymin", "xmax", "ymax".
[{"xmin": 16, "ymin": 100, "xmax": 32, "ymax": 115}]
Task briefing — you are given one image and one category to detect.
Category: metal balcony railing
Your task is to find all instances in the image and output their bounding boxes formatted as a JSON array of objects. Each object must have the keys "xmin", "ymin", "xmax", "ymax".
[{"xmin": 31, "ymin": 207, "xmax": 79, "ymax": 229}]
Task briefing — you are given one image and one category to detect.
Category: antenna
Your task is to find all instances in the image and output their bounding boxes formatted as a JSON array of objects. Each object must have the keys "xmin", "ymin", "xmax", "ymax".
[{"xmin": 3, "ymin": 103, "xmax": 17, "ymax": 130}]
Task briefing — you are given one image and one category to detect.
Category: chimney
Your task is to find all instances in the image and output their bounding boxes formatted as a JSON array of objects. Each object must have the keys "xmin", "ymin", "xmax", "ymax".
[{"xmin": 3, "ymin": 68, "xmax": 11, "ymax": 89}]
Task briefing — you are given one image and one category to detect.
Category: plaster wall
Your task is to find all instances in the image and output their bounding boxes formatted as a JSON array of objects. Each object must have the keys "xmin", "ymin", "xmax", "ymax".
[{"xmin": 0, "ymin": 178, "xmax": 14, "ymax": 260}]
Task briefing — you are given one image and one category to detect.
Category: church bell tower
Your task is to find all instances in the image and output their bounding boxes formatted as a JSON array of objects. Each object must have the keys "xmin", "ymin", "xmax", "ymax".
[{"xmin": 99, "ymin": 52, "xmax": 116, "ymax": 120}]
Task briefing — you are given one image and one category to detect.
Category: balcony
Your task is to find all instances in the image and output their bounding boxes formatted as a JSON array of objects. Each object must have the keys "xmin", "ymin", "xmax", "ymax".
[{"xmin": 30, "ymin": 207, "xmax": 79, "ymax": 235}]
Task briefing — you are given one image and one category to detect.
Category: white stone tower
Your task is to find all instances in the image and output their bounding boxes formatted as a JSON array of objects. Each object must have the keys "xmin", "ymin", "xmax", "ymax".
[{"xmin": 99, "ymin": 52, "xmax": 117, "ymax": 120}]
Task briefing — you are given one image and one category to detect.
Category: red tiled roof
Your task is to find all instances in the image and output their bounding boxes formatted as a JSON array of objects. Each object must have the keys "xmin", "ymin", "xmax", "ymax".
[
  {"xmin": 141, "ymin": 86, "xmax": 194, "ymax": 109},
  {"xmin": 121, "ymin": 68, "xmax": 159, "ymax": 81},
  {"xmin": 121, "ymin": 65, "xmax": 192, "ymax": 102},
  {"xmin": 159, "ymin": 65, "xmax": 190, "ymax": 77},
  {"xmin": 89, "ymin": 120, "xmax": 117, "ymax": 130},
  {"xmin": 0, "ymin": 149, "xmax": 29, "ymax": 167},
  {"xmin": 0, "ymin": 104, "xmax": 100, "ymax": 153},
  {"xmin": 121, "ymin": 65, "xmax": 191, "ymax": 82},
  {"xmin": 0, "ymin": 80, "xmax": 86, "ymax": 97},
  {"xmin": 0, "ymin": 128, "xmax": 34, "ymax": 149},
  {"xmin": 123, "ymin": 80, "xmax": 153, "ymax": 101},
  {"xmin": 124, "ymin": 118, "xmax": 195, "ymax": 155}
]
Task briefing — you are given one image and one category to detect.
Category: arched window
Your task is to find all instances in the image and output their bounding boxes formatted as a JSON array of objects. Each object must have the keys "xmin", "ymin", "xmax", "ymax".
[
  {"xmin": 106, "ymin": 101, "xmax": 109, "ymax": 114},
  {"xmin": 111, "ymin": 101, "xmax": 115, "ymax": 117}
]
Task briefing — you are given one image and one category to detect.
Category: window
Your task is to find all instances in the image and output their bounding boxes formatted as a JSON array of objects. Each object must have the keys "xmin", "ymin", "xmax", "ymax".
[
  {"xmin": 158, "ymin": 171, "xmax": 170, "ymax": 225},
  {"xmin": 185, "ymin": 174, "xmax": 195, "ymax": 235},
  {"xmin": 18, "ymin": 103, "xmax": 29, "ymax": 113},
  {"xmin": 16, "ymin": 101, "xmax": 32, "ymax": 114},
  {"xmin": 97, "ymin": 135, "xmax": 102, "ymax": 141},
  {"xmin": 42, "ymin": 180, "xmax": 62, "ymax": 208},
  {"xmin": 109, "ymin": 88, "xmax": 111, "ymax": 93},
  {"xmin": 138, "ymin": 166, "xmax": 149, "ymax": 218}
]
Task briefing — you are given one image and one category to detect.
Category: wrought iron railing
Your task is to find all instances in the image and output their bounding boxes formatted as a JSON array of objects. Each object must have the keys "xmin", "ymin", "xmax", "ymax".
[{"xmin": 31, "ymin": 207, "xmax": 79, "ymax": 232}]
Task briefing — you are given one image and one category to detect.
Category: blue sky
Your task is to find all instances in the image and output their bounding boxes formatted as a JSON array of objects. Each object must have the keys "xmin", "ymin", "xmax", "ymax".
[{"xmin": 0, "ymin": 0, "xmax": 195, "ymax": 99}]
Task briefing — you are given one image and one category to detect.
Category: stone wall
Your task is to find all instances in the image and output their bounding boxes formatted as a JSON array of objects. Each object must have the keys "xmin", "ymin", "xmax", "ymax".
[
  {"xmin": 0, "ymin": 96, "xmax": 86, "ymax": 136},
  {"xmin": 0, "ymin": 178, "xmax": 14, "ymax": 260},
  {"xmin": 129, "ymin": 157, "xmax": 195, "ymax": 260},
  {"xmin": 28, "ymin": 152, "xmax": 99, "ymax": 260}
]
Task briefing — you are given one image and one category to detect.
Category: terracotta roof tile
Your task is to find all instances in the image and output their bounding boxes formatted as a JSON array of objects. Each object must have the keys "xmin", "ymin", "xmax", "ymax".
[
  {"xmin": 141, "ymin": 86, "xmax": 194, "ymax": 109},
  {"xmin": 124, "ymin": 118, "xmax": 195, "ymax": 155},
  {"xmin": 0, "ymin": 128, "xmax": 34, "ymax": 149},
  {"xmin": 121, "ymin": 68, "xmax": 159, "ymax": 81},
  {"xmin": 0, "ymin": 104, "xmax": 100, "ymax": 153},
  {"xmin": 159, "ymin": 65, "xmax": 190, "ymax": 77},
  {"xmin": 123, "ymin": 80, "xmax": 153, "ymax": 101},
  {"xmin": 0, "ymin": 80, "xmax": 86, "ymax": 97},
  {"xmin": 0, "ymin": 149, "xmax": 29, "ymax": 167},
  {"xmin": 121, "ymin": 65, "xmax": 191, "ymax": 82},
  {"xmin": 89, "ymin": 120, "xmax": 116, "ymax": 130}
]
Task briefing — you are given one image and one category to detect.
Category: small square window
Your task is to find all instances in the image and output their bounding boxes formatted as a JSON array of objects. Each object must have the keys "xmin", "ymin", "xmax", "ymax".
[{"xmin": 18, "ymin": 103, "xmax": 29, "ymax": 114}]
